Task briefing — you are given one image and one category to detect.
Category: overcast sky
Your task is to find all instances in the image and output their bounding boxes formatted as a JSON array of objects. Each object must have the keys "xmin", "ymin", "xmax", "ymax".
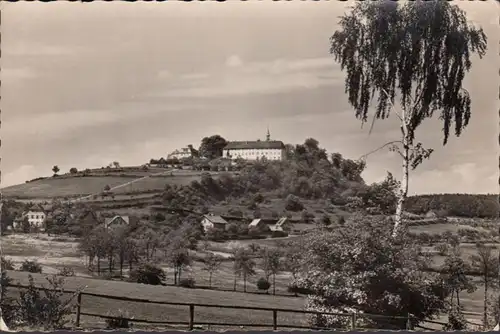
[{"xmin": 1, "ymin": 1, "xmax": 498, "ymax": 194}]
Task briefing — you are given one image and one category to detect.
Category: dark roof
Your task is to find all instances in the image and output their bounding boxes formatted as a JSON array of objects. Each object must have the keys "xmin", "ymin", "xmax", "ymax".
[
  {"xmin": 203, "ymin": 214, "xmax": 228, "ymax": 225},
  {"xmin": 224, "ymin": 141, "xmax": 285, "ymax": 150}
]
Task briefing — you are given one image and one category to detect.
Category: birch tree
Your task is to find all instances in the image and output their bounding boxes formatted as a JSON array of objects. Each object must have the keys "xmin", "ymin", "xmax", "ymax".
[{"xmin": 329, "ymin": 0, "xmax": 487, "ymax": 237}]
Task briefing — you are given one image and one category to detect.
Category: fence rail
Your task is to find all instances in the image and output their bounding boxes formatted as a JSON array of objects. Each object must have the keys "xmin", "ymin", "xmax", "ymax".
[{"xmin": 5, "ymin": 282, "xmax": 481, "ymax": 331}]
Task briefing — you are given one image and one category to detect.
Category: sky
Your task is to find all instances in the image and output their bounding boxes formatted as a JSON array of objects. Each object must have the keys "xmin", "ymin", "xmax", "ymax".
[{"xmin": 1, "ymin": 1, "xmax": 498, "ymax": 195}]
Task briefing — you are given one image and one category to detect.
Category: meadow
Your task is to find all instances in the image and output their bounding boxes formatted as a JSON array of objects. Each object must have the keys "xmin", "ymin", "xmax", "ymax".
[{"xmin": 1, "ymin": 169, "xmax": 223, "ymax": 199}]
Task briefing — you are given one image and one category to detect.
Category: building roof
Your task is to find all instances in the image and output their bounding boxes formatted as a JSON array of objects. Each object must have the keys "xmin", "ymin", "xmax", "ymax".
[
  {"xmin": 224, "ymin": 140, "xmax": 285, "ymax": 150},
  {"xmin": 104, "ymin": 215, "xmax": 130, "ymax": 228},
  {"xmin": 275, "ymin": 217, "xmax": 288, "ymax": 227},
  {"xmin": 203, "ymin": 214, "xmax": 228, "ymax": 225}
]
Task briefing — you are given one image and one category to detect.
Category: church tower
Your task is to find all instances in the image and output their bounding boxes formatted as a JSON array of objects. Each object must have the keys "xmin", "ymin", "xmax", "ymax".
[{"xmin": 266, "ymin": 126, "xmax": 271, "ymax": 141}]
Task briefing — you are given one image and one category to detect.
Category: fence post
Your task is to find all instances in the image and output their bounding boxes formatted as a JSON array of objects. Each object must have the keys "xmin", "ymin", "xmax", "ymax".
[
  {"xmin": 406, "ymin": 313, "xmax": 412, "ymax": 330},
  {"xmin": 351, "ymin": 312, "xmax": 357, "ymax": 329},
  {"xmin": 272, "ymin": 309, "xmax": 278, "ymax": 330},
  {"xmin": 189, "ymin": 304, "xmax": 194, "ymax": 330},
  {"xmin": 75, "ymin": 292, "xmax": 82, "ymax": 328}
]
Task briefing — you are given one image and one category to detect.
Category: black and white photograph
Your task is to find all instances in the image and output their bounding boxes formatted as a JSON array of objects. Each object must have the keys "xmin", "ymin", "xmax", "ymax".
[{"xmin": 0, "ymin": 0, "xmax": 498, "ymax": 332}]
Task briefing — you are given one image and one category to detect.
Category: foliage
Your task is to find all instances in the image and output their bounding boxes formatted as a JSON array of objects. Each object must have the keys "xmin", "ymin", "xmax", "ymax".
[
  {"xmin": 233, "ymin": 247, "xmax": 256, "ymax": 292},
  {"xmin": 199, "ymin": 135, "xmax": 228, "ymax": 159},
  {"xmin": 69, "ymin": 168, "xmax": 78, "ymax": 174},
  {"xmin": 1, "ymin": 257, "xmax": 15, "ymax": 270},
  {"xmin": 105, "ymin": 309, "xmax": 130, "ymax": 329},
  {"xmin": 469, "ymin": 243, "xmax": 498, "ymax": 327},
  {"xmin": 129, "ymin": 264, "xmax": 166, "ymax": 285},
  {"xmin": 443, "ymin": 304, "xmax": 468, "ymax": 331},
  {"xmin": 285, "ymin": 195, "xmax": 304, "ymax": 212},
  {"xmin": 330, "ymin": 0, "xmax": 487, "ymax": 236},
  {"xmin": 57, "ymin": 266, "xmax": 75, "ymax": 277},
  {"xmin": 179, "ymin": 278, "xmax": 196, "ymax": 288},
  {"xmin": 261, "ymin": 247, "xmax": 282, "ymax": 295},
  {"xmin": 405, "ymin": 194, "xmax": 499, "ymax": 218},
  {"xmin": 293, "ymin": 215, "xmax": 447, "ymax": 329},
  {"xmin": 20, "ymin": 260, "xmax": 43, "ymax": 274},
  {"xmin": 440, "ymin": 247, "xmax": 476, "ymax": 307},
  {"xmin": 52, "ymin": 165, "xmax": 60, "ymax": 176},
  {"xmin": 256, "ymin": 277, "xmax": 271, "ymax": 292},
  {"xmin": 330, "ymin": 0, "xmax": 487, "ymax": 146},
  {"xmin": 202, "ymin": 253, "xmax": 223, "ymax": 288},
  {"xmin": 14, "ymin": 275, "xmax": 80, "ymax": 330}
]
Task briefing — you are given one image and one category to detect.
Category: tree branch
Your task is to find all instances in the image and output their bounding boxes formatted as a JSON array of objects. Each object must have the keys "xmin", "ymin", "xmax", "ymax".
[{"xmin": 359, "ymin": 140, "xmax": 403, "ymax": 160}]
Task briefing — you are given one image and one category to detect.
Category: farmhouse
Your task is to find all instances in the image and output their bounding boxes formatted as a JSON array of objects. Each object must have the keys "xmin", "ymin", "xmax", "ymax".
[
  {"xmin": 248, "ymin": 217, "xmax": 289, "ymax": 233},
  {"xmin": 13, "ymin": 209, "xmax": 47, "ymax": 231},
  {"xmin": 201, "ymin": 214, "xmax": 228, "ymax": 233},
  {"xmin": 104, "ymin": 215, "xmax": 131, "ymax": 229},
  {"xmin": 223, "ymin": 130, "xmax": 286, "ymax": 161}
]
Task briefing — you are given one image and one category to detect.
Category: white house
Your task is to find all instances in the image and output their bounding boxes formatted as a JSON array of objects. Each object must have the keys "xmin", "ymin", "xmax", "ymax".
[
  {"xmin": 201, "ymin": 214, "xmax": 228, "ymax": 233},
  {"xmin": 167, "ymin": 145, "xmax": 196, "ymax": 160},
  {"xmin": 13, "ymin": 210, "xmax": 47, "ymax": 231},
  {"xmin": 25, "ymin": 210, "xmax": 46, "ymax": 228}
]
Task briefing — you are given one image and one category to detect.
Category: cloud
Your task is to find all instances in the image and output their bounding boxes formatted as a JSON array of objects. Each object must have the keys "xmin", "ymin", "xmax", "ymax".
[
  {"xmin": 2, "ymin": 165, "xmax": 38, "ymax": 187},
  {"xmin": 2, "ymin": 67, "xmax": 37, "ymax": 81},
  {"xmin": 5, "ymin": 44, "xmax": 80, "ymax": 57},
  {"xmin": 225, "ymin": 55, "xmax": 243, "ymax": 68},
  {"xmin": 149, "ymin": 57, "xmax": 342, "ymax": 99}
]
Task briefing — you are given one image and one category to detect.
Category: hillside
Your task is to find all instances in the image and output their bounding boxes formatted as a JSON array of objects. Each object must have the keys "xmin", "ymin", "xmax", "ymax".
[{"xmin": 1, "ymin": 168, "xmax": 224, "ymax": 199}]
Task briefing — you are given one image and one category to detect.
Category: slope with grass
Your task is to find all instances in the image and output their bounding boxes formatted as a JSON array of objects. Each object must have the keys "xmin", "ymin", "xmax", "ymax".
[{"xmin": 1, "ymin": 169, "xmax": 225, "ymax": 199}]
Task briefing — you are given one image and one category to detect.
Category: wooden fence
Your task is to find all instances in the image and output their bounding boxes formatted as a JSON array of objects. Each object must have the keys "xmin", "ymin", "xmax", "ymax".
[{"xmin": 7, "ymin": 283, "xmax": 482, "ymax": 331}]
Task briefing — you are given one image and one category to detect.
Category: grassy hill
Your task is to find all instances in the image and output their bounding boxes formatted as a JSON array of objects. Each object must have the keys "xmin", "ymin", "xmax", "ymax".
[{"xmin": 1, "ymin": 168, "xmax": 224, "ymax": 199}]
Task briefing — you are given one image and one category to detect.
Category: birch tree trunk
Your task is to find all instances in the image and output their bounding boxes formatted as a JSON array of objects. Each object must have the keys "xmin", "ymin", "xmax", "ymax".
[{"xmin": 392, "ymin": 119, "xmax": 410, "ymax": 238}]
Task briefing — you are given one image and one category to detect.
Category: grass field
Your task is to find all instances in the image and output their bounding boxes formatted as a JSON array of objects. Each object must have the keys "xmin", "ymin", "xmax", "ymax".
[
  {"xmin": 5, "ymin": 270, "xmax": 308, "ymax": 330},
  {"xmin": 1, "ymin": 169, "xmax": 224, "ymax": 199},
  {"xmin": 1, "ymin": 232, "xmax": 490, "ymax": 330}
]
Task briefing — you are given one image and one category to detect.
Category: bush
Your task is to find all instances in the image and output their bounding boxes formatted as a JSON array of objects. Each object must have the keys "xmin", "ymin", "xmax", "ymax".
[
  {"xmin": 20, "ymin": 260, "xmax": 43, "ymax": 274},
  {"xmin": 57, "ymin": 266, "xmax": 75, "ymax": 277},
  {"xmin": 14, "ymin": 275, "xmax": 80, "ymax": 330},
  {"xmin": 256, "ymin": 277, "xmax": 271, "ymax": 292},
  {"xmin": 129, "ymin": 264, "xmax": 166, "ymax": 285},
  {"xmin": 435, "ymin": 243, "xmax": 449, "ymax": 256},
  {"xmin": 1, "ymin": 257, "xmax": 15, "ymax": 270},
  {"xmin": 179, "ymin": 278, "xmax": 196, "ymax": 288},
  {"xmin": 105, "ymin": 309, "xmax": 130, "ymax": 329},
  {"xmin": 285, "ymin": 195, "xmax": 304, "ymax": 212}
]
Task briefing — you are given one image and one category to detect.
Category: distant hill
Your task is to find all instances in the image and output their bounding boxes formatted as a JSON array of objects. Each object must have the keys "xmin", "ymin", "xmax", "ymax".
[
  {"xmin": 405, "ymin": 193, "xmax": 499, "ymax": 219},
  {"xmin": 1, "ymin": 167, "xmax": 224, "ymax": 199}
]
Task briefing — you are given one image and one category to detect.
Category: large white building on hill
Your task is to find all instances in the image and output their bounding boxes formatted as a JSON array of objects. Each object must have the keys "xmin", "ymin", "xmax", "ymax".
[{"xmin": 223, "ymin": 129, "xmax": 286, "ymax": 161}]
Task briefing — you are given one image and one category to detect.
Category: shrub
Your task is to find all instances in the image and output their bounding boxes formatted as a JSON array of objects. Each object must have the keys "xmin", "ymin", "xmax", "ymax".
[
  {"xmin": 435, "ymin": 243, "xmax": 449, "ymax": 256},
  {"xmin": 179, "ymin": 278, "xmax": 196, "ymax": 288},
  {"xmin": 105, "ymin": 309, "xmax": 130, "ymax": 329},
  {"xmin": 256, "ymin": 277, "xmax": 271, "ymax": 292},
  {"xmin": 15, "ymin": 275, "xmax": 80, "ymax": 330},
  {"xmin": 20, "ymin": 260, "xmax": 43, "ymax": 274},
  {"xmin": 57, "ymin": 266, "xmax": 75, "ymax": 277},
  {"xmin": 1, "ymin": 257, "xmax": 15, "ymax": 270},
  {"xmin": 129, "ymin": 264, "xmax": 166, "ymax": 285},
  {"xmin": 285, "ymin": 195, "xmax": 304, "ymax": 212}
]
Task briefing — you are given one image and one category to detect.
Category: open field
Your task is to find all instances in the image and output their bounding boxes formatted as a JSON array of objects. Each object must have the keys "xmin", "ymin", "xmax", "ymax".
[
  {"xmin": 1, "ymin": 169, "xmax": 226, "ymax": 199},
  {"xmin": 6, "ymin": 270, "xmax": 309, "ymax": 330},
  {"xmin": 409, "ymin": 222, "xmax": 495, "ymax": 235}
]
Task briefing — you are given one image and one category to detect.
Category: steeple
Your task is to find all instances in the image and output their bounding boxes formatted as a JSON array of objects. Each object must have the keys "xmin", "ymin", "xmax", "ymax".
[{"xmin": 266, "ymin": 126, "xmax": 271, "ymax": 141}]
